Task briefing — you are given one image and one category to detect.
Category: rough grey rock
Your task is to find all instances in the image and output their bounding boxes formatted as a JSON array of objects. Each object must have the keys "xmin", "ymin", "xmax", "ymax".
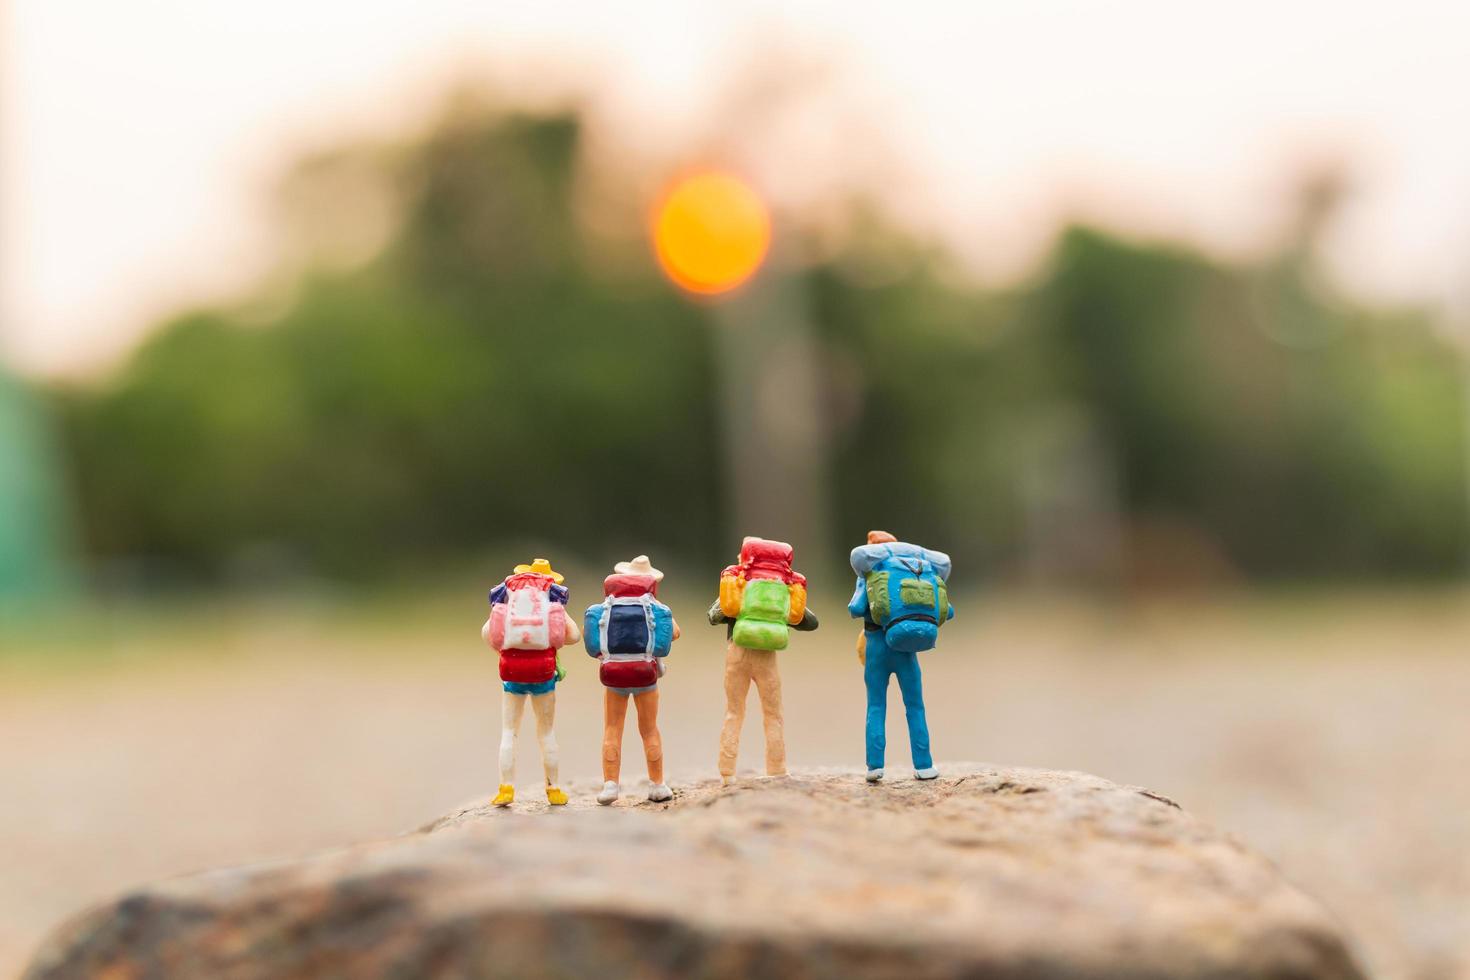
[{"xmin": 24, "ymin": 767, "xmax": 1364, "ymax": 979}]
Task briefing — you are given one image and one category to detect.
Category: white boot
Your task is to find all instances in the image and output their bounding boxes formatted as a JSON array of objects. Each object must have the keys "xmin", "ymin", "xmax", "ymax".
[
  {"xmin": 596, "ymin": 781, "xmax": 620, "ymax": 805},
  {"xmin": 865, "ymin": 768, "xmax": 884, "ymax": 783},
  {"xmin": 915, "ymin": 767, "xmax": 939, "ymax": 780},
  {"xmin": 647, "ymin": 782, "xmax": 672, "ymax": 802}
]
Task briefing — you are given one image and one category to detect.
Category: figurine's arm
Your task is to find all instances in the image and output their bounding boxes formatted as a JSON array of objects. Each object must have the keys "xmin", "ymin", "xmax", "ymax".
[
  {"xmin": 481, "ymin": 618, "xmax": 493, "ymax": 647},
  {"xmin": 563, "ymin": 613, "xmax": 582, "ymax": 645},
  {"xmin": 671, "ymin": 619, "xmax": 681, "ymax": 642},
  {"xmin": 849, "ymin": 577, "xmax": 871, "ymax": 664}
]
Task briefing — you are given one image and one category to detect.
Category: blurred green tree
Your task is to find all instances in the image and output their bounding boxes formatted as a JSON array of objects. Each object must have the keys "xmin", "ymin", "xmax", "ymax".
[{"xmin": 51, "ymin": 98, "xmax": 1469, "ymax": 587}]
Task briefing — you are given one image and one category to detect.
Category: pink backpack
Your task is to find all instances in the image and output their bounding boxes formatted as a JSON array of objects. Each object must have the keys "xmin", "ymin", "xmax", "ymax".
[{"xmin": 486, "ymin": 573, "xmax": 568, "ymax": 651}]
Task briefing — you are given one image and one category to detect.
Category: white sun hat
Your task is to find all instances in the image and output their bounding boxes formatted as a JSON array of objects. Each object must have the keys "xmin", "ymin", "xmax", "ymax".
[{"xmin": 613, "ymin": 555, "xmax": 664, "ymax": 582}]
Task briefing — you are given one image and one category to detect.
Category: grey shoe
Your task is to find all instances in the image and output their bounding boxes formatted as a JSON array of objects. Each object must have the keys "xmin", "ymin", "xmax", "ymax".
[
  {"xmin": 647, "ymin": 782, "xmax": 672, "ymax": 802},
  {"xmin": 915, "ymin": 767, "xmax": 939, "ymax": 780},
  {"xmin": 865, "ymin": 768, "xmax": 884, "ymax": 783},
  {"xmin": 596, "ymin": 781, "xmax": 620, "ymax": 805}
]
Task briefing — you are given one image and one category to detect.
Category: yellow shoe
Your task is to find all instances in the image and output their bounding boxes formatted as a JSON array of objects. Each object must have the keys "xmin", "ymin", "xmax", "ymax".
[
  {"xmin": 546, "ymin": 786, "xmax": 569, "ymax": 806},
  {"xmin": 491, "ymin": 784, "xmax": 514, "ymax": 807}
]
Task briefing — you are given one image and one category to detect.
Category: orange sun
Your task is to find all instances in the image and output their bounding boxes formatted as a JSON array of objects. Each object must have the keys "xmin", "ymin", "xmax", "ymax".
[{"xmin": 652, "ymin": 171, "xmax": 771, "ymax": 295}]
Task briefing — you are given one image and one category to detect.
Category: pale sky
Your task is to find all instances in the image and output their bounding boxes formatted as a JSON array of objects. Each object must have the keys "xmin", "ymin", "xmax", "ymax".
[{"xmin": 6, "ymin": 1, "xmax": 1470, "ymax": 375}]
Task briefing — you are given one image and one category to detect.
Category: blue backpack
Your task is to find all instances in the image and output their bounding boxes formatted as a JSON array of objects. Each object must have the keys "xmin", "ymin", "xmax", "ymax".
[
  {"xmin": 585, "ymin": 593, "xmax": 675, "ymax": 690},
  {"xmin": 584, "ymin": 595, "xmax": 675, "ymax": 657},
  {"xmin": 849, "ymin": 543, "xmax": 954, "ymax": 653}
]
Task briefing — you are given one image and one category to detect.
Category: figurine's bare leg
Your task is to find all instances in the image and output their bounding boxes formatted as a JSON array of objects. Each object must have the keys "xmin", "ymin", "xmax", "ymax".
[
  {"xmin": 748, "ymin": 650, "xmax": 787, "ymax": 776},
  {"xmin": 603, "ymin": 689, "xmax": 629, "ymax": 783},
  {"xmin": 531, "ymin": 691, "xmax": 559, "ymax": 788},
  {"xmin": 634, "ymin": 689, "xmax": 663, "ymax": 784},
  {"xmin": 718, "ymin": 643, "xmax": 753, "ymax": 780},
  {"xmin": 498, "ymin": 691, "xmax": 528, "ymax": 786}
]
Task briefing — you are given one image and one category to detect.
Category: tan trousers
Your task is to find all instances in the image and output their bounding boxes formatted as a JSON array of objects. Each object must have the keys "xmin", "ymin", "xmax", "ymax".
[
  {"xmin": 603, "ymin": 688, "xmax": 664, "ymax": 784},
  {"xmin": 718, "ymin": 643, "xmax": 786, "ymax": 777}
]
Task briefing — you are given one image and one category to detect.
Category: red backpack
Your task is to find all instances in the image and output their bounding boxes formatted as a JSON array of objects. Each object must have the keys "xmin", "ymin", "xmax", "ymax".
[
  {"xmin": 487, "ymin": 573, "xmax": 569, "ymax": 684},
  {"xmin": 718, "ymin": 538, "xmax": 808, "ymax": 650}
]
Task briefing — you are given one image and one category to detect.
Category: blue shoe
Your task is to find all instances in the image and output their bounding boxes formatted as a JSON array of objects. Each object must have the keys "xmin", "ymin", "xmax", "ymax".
[
  {"xmin": 915, "ymin": 767, "xmax": 939, "ymax": 780},
  {"xmin": 865, "ymin": 768, "xmax": 884, "ymax": 783}
]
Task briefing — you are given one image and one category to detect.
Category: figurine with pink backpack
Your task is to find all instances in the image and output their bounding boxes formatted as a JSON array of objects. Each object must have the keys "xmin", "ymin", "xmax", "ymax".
[{"xmin": 481, "ymin": 558, "xmax": 581, "ymax": 808}]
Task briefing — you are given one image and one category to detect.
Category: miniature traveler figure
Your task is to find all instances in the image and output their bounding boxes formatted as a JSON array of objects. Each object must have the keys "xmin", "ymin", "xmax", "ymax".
[
  {"xmin": 849, "ymin": 530, "xmax": 953, "ymax": 782},
  {"xmin": 708, "ymin": 537, "xmax": 818, "ymax": 784},
  {"xmin": 584, "ymin": 556, "xmax": 679, "ymax": 805},
  {"xmin": 481, "ymin": 558, "xmax": 581, "ymax": 807}
]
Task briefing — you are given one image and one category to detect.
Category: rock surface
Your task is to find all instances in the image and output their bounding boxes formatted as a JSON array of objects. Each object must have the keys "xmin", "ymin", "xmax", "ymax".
[{"xmin": 25, "ymin": 767, "xmax": 1364, "ymax": 980}]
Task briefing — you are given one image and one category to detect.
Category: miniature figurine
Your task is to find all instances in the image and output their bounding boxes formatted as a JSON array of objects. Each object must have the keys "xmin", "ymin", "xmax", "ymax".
[
  {"xmin": 481, "ymin": 558, "xmax": 581, "ymax": 807},
  {"xmin": 708, "ymin": 537, "xmax": 818, "ymax": 783},
  {"xmin": 584, "ymin": 556, "xmax": 679, "ymax": 805},
  {"xmin": 848, "ymin": 530, "xmax": 953, "ymax": 782}
]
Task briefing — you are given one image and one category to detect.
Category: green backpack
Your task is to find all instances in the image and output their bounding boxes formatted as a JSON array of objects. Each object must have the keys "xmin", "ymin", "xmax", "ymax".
[{"xmin": 731, "ymin": 579, "xmax": 793, "ymax": 651}]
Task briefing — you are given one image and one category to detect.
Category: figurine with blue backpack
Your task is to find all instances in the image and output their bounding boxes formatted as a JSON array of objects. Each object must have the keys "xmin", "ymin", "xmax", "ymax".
[
  {"xmin": 584, "ymin": 556, "xmax": 679, "ymax": 805},
  {"xmin": 848, "ymin": 530, "xmax": 953, "ymax": 783}
]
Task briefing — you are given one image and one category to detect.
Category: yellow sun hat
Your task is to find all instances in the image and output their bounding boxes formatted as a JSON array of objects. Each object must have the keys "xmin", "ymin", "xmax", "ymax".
[{"xmin": 512, "ymin": 558, "xmax": 564, "ymax": 584}]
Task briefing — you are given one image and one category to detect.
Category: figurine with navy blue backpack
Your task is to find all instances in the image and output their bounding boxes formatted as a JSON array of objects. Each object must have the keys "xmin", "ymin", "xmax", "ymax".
[
  {"xmin": 585, "ymin": 556, "xmax": 679, "ymax": 805},
  {"xmin": 848, "ymin": 530, "xmax": 953, "ymax": 782},
  {"xmin": 482, "ymin": 558, "xmax": 581, "ymax": 808}
]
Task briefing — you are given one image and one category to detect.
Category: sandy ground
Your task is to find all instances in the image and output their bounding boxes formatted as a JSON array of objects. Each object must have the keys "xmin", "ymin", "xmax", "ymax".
[{"xmin": 2, "ymin": 592, "xmax": 1468, "ymax": 979}]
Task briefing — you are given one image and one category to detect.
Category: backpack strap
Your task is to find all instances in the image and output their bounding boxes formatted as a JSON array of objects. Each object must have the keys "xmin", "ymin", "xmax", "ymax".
[{"xmin": 641, "ymin": 595, "xmax": 655, "ymax": 659}]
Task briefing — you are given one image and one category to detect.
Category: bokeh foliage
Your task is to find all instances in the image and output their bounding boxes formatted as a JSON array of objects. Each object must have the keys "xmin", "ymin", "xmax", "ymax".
[{"xmin": 50, "ymin": 101, "xmax": 1468, "ymax": 586}]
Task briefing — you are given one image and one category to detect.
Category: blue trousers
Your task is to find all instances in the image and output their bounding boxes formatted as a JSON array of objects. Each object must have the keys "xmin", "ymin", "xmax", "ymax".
[{"xmin": 864, "ymin": 632, "xmax": 932, "ymax": 771}]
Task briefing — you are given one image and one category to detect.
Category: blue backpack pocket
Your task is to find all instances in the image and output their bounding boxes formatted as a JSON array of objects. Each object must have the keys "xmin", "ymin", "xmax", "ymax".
[
  {"xmin": 607, "ymin": 604, "xmax": 650, "ymax": 654},
  {"xmin": 881, "ymin": 563, "xmax": 945, "ymax": 652},
  {"xmin": 649, "ymin": 602, "xmax": 675, "ymax": 655},
  {"xmin": 885, "ymin": 617, "xmax": 940, "ymax": 653},
  {"xmin": 583, "ymin": 604, "xmax": 605, "ymax": 655}
]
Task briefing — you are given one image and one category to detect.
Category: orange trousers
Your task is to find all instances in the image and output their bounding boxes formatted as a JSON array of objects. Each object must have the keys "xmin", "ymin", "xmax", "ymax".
[
  {"xmin": 717, "ymin": 643, "xmax": 786, "ymax": 778},
  {"xmin": 603, "ymin": 688, "xmax": 663, "ymax": 784}
]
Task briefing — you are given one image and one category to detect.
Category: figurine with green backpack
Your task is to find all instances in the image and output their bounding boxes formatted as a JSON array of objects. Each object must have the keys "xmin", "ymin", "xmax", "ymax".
[
  {"xmin": 849, "ymin": 530, "xmax": 953, "ymax": 782},
  {"xmin": 708, "ymin": 536, "xmax": 818, "ymax": 784}
]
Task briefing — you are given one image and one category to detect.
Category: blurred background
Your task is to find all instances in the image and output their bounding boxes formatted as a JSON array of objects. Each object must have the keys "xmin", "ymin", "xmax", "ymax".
[{"xmin": 3, "ymin": 2, "xmax": 1470, "ymax": 977}]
